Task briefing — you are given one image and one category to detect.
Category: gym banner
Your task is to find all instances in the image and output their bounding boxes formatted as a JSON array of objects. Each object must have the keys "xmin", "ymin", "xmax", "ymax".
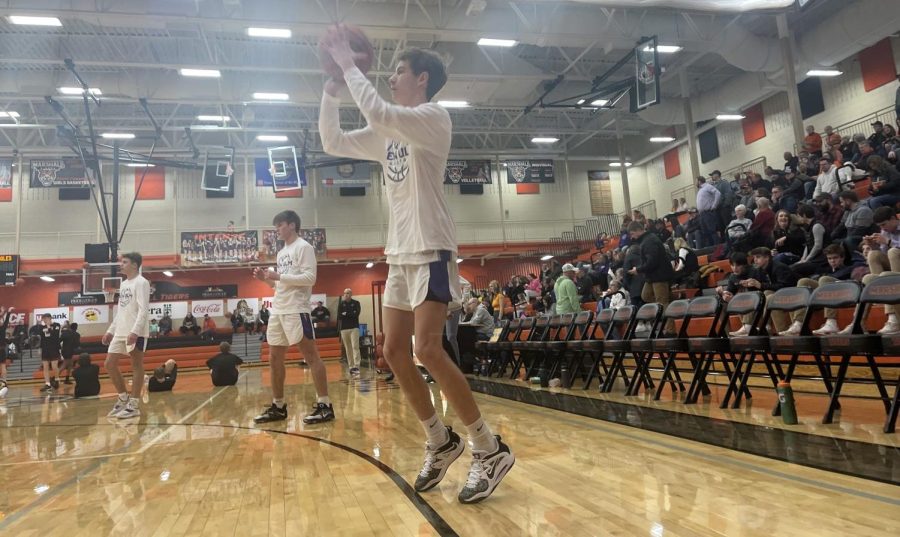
[
  {"xmin": 320, "ymin": 162, "xmax": 371, "ymax": 187},
  {"xmin": 58, "ymin": 292, "xmax": 105, "ymax": 306},
  {"xmin": 151, "ymin": 281, "xmax": 238, "ymax": 301},
  {"xmin": 261, "ymin": 229, "xmax": 326, "ymax": 260},
  {"xmin": 254, "ymin": 157, "xmax": 306, "ymax": 188},
  {"xmin": 180, "ymin": 230, "xmax": 259, "ymax": 266},
  {"xmin": 30, "ymin": 158, "xmax": 91, "ymax": 187},
  {"xmin": 504, "ymin": 159, "xmax": 555, "ymax": 184},
  {"xmin": 72, "ymin": 305, "xmax": 110, "ymax": 325},
  {"xmin": 33, "ymin": 307, "xmax": 70, "ymax": 325},
  {"xmin": 0, "ymin": 158, "xmax": 12, "ymax": 202},
  {"xmin": 260, "ymin": 294, "xmax": 325, "ymax": 312},
  {"xmin": 444, "ymin": 160, "xmax": 492, "ymax": 185},
  {"xmin": 191, "ymin": 299, "xmax": 224, "ymax": 317},
  {"xmin": 148, "ymin": 301, "xmax": 189, "ymax": 321},
  {"xmin": 227, "ymin": 298, "xmax": 259, "ymax": 316}
]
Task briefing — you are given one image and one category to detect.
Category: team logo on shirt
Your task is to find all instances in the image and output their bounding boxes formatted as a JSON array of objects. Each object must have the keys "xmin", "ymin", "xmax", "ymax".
[
  {"xmin": 277, "ymin": 254, "xmax": 293, "ymax": 274},
  {"xmin": 385, "ymin": 141, "xmax": 409, "ymax": 183},
  {"xmin": 119, "ymin": 287, "xmax": 133, "ymax": 307}
]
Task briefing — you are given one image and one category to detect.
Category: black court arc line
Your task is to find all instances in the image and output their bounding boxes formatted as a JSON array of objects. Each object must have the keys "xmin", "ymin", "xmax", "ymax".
[{"xmin": 0, "ymin": 422, "xmax": 460, "ymax": 537}]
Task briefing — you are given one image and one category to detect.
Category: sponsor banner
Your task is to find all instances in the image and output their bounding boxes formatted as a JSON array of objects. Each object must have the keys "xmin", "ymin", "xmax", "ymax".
[
  {"xmin": 192, "ymin": 299, "xmax": 224, "ymax": 317},
  {"xmin": 0, "ymin": 158, "xmax": 12, "ymax": 202},
  {"xmin": 30, "ymin": 158, "xmax": 91, "ymax": 187},
  {"xmin": 258, "ymin": 295, "xmax": 324, "ymax": 312},
  {"xmin": 33, "ymin": 307, "xmax": 69, "ymax": 325},
  {"xmin": 58, "ymin": 292, "xmax": 105, "ymax": 306},
  {"xmin": 150, "ymin": 281, "xmax": 238, "ymax": 301},
  {"xmin": 255, "ymin": 157, "xmax": 306, "ymax": 188},
  {"xmin": 6, "ymin": 312, "xmax": 26, "ymax": 326},
  {"xmin": 180, "ymin": 230, "xmax": 259, "ymax": 266},
  {"xmin": 261, "ymin": 229, "xmax": 326, "ymax": 261},
  {"xmin": 319, "ymin": 162, "xmax": 371, "ymax": 187},
  {"xmin": 73, "ymin": 305, "xmax": 110, "ymax": 325},
  {"xmin": 261, "ymin": 296, "xmax": 274, "ymax": 310},
  {"xmin": 227, "ymin": 298, "xmax": 259, "ymax": 316},
  {"xmin": 148, "ymin": 301, "xmax": 189, "ymax": 321},
  {"xmin": 443, "ymin": 160, "xmax": 492, "ymax": 185},
  {"xmin": 504, "ymin": 159, "xmax": 555, "ymax": 184}
]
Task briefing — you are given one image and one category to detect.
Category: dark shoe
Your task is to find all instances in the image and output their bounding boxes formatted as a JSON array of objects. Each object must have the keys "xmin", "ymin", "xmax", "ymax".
[
  {"xmin": 302, "ymin": 403, "xmax": 335, "ymax": 424},
  {"xmin": 40, "ymin": 383, "xmax": 53, "ymax": 393},
  {"xmin": 254, "ymin": 403, "xmax": 288, "ymax": 424},
  {"xmin": 458, "ymin": 436, "xmax": 515, "ymax": 504},
  {"xmin": 384, "ymin": 373, "xmax": 395, "ymax": 382},
  {"xmin": 414, "ymin": 427, "xmax": 465, "ymax": 492}
]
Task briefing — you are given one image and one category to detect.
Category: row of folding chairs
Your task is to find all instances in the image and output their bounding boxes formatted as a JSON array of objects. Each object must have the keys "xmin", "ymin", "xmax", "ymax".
[{"xmin": 474, "ymin": 275, "xmax": 900, "ymax": 433}]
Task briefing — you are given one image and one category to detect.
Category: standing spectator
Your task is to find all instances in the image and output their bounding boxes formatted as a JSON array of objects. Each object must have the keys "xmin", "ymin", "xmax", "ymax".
[
  {"xmin": 711, "ymin": 170, "xmax": 735, "ymax": 234},
  {"xmin": 576, "ymin": 265, "xmax": 595, "ymax": 304},
  {"xmin": 59, "ymin": 322, "xmax": 81, "ymax": 385},
  {"xmin": 200, "ymin": 314, "xmax": 217, "ymax": 341},
  {"xmin": 149, "ymin": 318, "xmax": 160, "ymax": 339},
  {"xmin": 73, "ymin": 353, "xmax": 100, "ymax": 398},
  {"xmin": 229, "ymin": 308, "xmax": 244, "ymax": 333},
  {"xmin": 158, "ymin": 313, "xmax": 173, "ymax": 336},
  {"xmin": 803, "ymin": 125, "xmax": 823, "ymax": 157},
  {"xmin": 38, "ymin": 314, "xmax": 62, "ymax": 392},
  {"xmin": 180, "ymin": 313, "xmax": 200, "ymax": 336},
  {"xmin": 869, "ymin": 120, "xmax": 887, "ymax": 149},
  {"xmin": 258, "ymin": 304, "xmax": 270, "ymax": 340},
  {"xmin": 553, "ymin": 264, "xmax": 581, "ymax": 314},
  {"xmin": 337, "ymin": 289, "xmax": 362, "ymax": 376},
  {"xmin": 696, "ymin": 177, "xmax": 722, "ymax": 248},
  {"xmin": 627, "ymin": 222, "xmax": 675, "ymax": 333},
  {"xmin": 148, "ymin": 359, "xmax": 178, "ymax": 392},
  {"xmin": 310, "ymin": 301, "xmax": 331, "ymax": 323},
  {"xmin": 0, "ymin": 305, "xmax": 13, "ymax": 395},
  {"xmin": 207, "ymin": 342, "xmax": 244, "ymax": 386},
  {"xmin": 524, "ymin": 273, "xmax": 542, "ymax": 298},
  {"xmin": 623, "ymin": 244, "xmax": 645, "ymax": 307}
]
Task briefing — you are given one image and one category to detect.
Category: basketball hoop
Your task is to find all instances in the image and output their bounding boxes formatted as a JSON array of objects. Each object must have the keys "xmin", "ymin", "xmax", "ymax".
[{"xmin": 103, "ymin": 287, "xmax": 117, "ymax": 304}]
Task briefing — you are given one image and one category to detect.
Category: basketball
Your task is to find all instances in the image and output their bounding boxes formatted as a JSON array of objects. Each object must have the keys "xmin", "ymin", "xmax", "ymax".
[{"xmin": 318, "ymin": 25, "xmax": 375, "ymax": 82}]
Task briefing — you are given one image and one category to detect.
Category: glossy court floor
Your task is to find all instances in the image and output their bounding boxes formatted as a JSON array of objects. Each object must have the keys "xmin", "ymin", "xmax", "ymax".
[{"xmin": 0, "ymin": 363, "xmax": 898, "ymax": 536}]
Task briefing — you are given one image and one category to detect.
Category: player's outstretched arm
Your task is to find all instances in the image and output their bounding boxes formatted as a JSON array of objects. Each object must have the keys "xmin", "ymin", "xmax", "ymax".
[{"xmin": 319, "ymin": 81, "xmax": 383, "ymax": 161}]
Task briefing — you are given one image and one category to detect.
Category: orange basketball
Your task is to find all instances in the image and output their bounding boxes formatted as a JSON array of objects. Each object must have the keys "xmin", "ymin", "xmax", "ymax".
[{"xmin": 318, "ymin": 25, "xmax": 375, "ymax": 82}]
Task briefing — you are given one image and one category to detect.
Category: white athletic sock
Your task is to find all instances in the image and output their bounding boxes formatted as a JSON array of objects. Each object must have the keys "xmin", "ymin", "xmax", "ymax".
[
  {"xmin": 465, "ymin": 417, "xmax": 498, "ymax": 453},
  {"xmin": 118, "ymin": 393, "xmax": 129, "ymax": 402},
  {"xmin": 317, "ymin": 395, "xmax": 331, "ymax": 405},
  {"xmin": 273, "ymin": 398, "xmax": 285, "ymax": 408},
  {"xmin": 422, "ymin": 413, "xmax": 449, "ymax": 447}
]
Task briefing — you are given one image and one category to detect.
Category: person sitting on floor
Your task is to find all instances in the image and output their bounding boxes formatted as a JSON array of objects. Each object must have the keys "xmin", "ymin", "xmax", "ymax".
[
  {"xmin": 148, "ymin": 359, "xmax": 178, "ymax": 392},
  {"xmin": 73, "ymin": 352, "xmax": 100, "ymax": 398},
  {"xmin": 206, "ymin": 341, "xmax": 244, "ymax": 387}
]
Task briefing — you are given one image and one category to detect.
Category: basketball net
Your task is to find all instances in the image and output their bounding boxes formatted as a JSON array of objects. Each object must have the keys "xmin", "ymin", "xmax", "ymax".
[{"xmin": 103, "ymin": 287, "xmax": 117, "ymax": 304}]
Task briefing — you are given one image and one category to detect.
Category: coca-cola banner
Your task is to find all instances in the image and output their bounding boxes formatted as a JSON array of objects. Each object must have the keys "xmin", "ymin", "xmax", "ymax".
[
  {"xmin": 191, "ymin": 299, "xmax": 224, "ymax": 317},
  {"xmin": 72, "ymin": 305, "xmax": 110, "ymax": 325},
  {"xmin": 148, "ymin": 301, "xmax": 189, "ymax": 321}
]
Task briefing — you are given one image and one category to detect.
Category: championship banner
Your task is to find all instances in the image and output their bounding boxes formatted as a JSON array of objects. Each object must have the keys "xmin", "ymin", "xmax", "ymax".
[
  {"xmin": 151, "ymin": 281, "xmax": 238, "ymax": 301},
  {"xmin": 444, "ymin": 160, "xmax": 492, "ymax": 185},
  {"xmin": 180, "ymin": 230, "xmax": 259, "ymax": 266},
  {"xmin": 0, "ymin": 158, "xmax": 12, "ymax": 202},
  {"xmin": 504, "ymin": 160, "xmax": 555, "ymax": 183},
  {"xmin": 30, "ymin": 158, "xmax": 91, "ymax": 187},
  {"xmin": 72, "ymin": 305, "xmax": 110, "ymax": 325},
  {"xmin": 255, "ymin": 157, "xmax": 306, "ymax": 188},
  {"xmin": 320, "ymin": 162, "xmax": 371, "ymax": 187},
  {"xmin": 148, "ymin": 301, "xmax": 189, "ymax": 321},
  {"xmin": 33, "ymin": 307, "xmax": 69, "ymax": 325},
  {"xmin": 191, "ymin": 299, "xmax": 224, "ymax": 317},
  {"xmin": 261, "ymin": 229, "xmax": 326, "ymax": 260}
]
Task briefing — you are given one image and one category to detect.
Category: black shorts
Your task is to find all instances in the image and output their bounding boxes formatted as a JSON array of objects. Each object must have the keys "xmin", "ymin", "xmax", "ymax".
[{"xmin": 41, "ymin": 349, "xmax": 61, "ymax": 362}]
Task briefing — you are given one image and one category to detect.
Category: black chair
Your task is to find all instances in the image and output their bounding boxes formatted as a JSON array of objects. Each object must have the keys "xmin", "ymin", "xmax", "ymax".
[
  {"xmin": 720, "ymin": 291, "xmax": 773, "ymax": 409},
  {"xmin": 599, "ymin": 306, "xmax": 638, "ymax": 392},
  {"xmin": 624, "ymin": 303, "xmax": 664, "ymax": 396},
  {"xmin": 650, "ymin": 300, "xmax": 692, "ymax": 400},
  {"xmin": 578, "ymin": 309, "xmax": 618, "ymax": 390},
  {"xmin": 544, "ymin": 311, "xmax": 593, "ymax": 385},
  {"xmin": 509, "ymin": 315, "xmax": 554, "ymax": 379},
  {"xmin": 523, "ymin": 313, "xmax": 577, "ymax": 379},
  {"xmin": 487, "ymin": 317, "xmax": 531, "ymax": 377},
  {"xmin": 475, "ymin": 319, "xmax": 509, "ymax": 370},
  {"xmin": 866, "ymin": 275, "xmax": 900, "ymax": 433},
  {"xmin": 683, "ymin": 296, "xmax": 731, "ymax": 404}
]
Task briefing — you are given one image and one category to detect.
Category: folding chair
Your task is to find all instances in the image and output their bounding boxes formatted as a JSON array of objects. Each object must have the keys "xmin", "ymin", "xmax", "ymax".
[
  {"xmin": 475, "ymin": 319, "xmax": 509, "ymax": 371},
  {"xmin": 719, "ymin": 291, "xmax": 772, "ymax": 409},
  {"xmin": 599, "ymin": 306, "xmax": 638, "ymax": 392},
  {"xmin": 541, "ymin": 311, "xmax": 593, "ymax": 384},
  {"xmin": 578, "ymin": 308, "xmax": 617, "ymax": 390},
  {"xmin": 487, "ymin": 317, "xmax": 532, "ymax": 377},
  {"xmin": 508, "ymin": 315, "xmax": 554, "ymax": 379},
  {"xmin": 865, "ymin": 275, "xmax": 900, "ymax": 433},
  {"xmin": 523, "ymin": 313, "xmax": 577, "ymax": 379},
  {"xmin": 623, "ymin": 303, "xmax": 664, "ymax": 396},
  {"xmin": 683, "ymin": 296, "xmax": 735, "ymax": 404},
  {"xmin": 650, "ymin": 300, "xmax": 692, "ymax": 400}
]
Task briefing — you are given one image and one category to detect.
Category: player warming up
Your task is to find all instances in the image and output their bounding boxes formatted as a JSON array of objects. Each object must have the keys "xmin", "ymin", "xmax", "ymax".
[
  {"xmin": 253, "ymin": 210, "xmax": 334, "ymax": 425},
  {"xmin": 319, "ymin": 25, "xmax": 514, "ymax": 503},
  {"xmin": 102, "ymin": 252, "xmax": 151, "ymax": 419}
]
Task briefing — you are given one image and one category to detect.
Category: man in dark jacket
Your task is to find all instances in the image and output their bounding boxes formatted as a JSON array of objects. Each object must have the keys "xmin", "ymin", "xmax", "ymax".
[
  {"xmin": 738, "ymin": 247, "xmax": 797, "ymax": 334},
  {"xmin": 73, "ymin": 353, "xmax": 100, "ymax": 398},
  {"xmin": 59, "ymin": 322, "xmax": 81, "ymax": 384},
  {"xmin": 622, "ymin": 244, "xmax": 645, "ymax": 307},
  {"xmin": 337, "ymin": 289, "xmax": 362, "ymax": 376},
  {"xmin": 627, "ymin": 221, "xmax": 675, "ymax": 333},
  {"xmin": 782, "ymin": 244, "xmax": 857, "ymax": 336}
]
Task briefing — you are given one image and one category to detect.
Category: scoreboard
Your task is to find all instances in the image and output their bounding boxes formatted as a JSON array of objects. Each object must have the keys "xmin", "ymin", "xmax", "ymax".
[{"xmin": 1, "ymin": 254, "xmax": 19, "ymax": 286}]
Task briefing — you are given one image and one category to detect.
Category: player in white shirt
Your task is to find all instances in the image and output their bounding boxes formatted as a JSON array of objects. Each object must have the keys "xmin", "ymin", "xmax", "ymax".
[
  {"xmin": 252, "ymin": 210, "xmax": 333, "ymax": 425},
  {"xmin": 320, "ymin": 27, "xmax": 514, "ymax": 504},
  {"xmin": 102, "ymin": 252, "xmax": 151, "ymax": 419}
]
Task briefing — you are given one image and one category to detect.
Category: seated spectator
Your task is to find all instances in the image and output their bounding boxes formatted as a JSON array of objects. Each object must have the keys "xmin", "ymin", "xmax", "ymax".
[
  {"xmin": 244, "ymin": 311, "xmax": 259, "ymax": 335},
  {"xmin": 207, "ymin": 341, "xmax": 244, "ymax": 387},
  {"xmin": 733, "ymin": 247, "xmax": 797, "ymax": 334},
  {"xmin": 783, "ymin": 151, "xmax": 799, "ymax": 174},
  {"xmin": 678, "ymin": 197, "xmax": 689, "ymax": 212},
  {"xmin": 869, "ymin": 120, "xmax": 887, "ymax": 149},
  {"xmin": 310, "ymin": 301, "xmax": 331, "ymax": 323},
  {"xmin": 575, "ymin": 265, "xmax": 596, "ymax": 304},
  {"xmin": 833, "ymin": 190, "xmax": 874, "ymax": 253},
  {"xmin": 180, "ymin": 313, "xmax": 200, "ymax": 336},
  {"xmin": 148, "ymin": 359, "xmax": 177, "ymax": 392},
  {"xmin": 718, "ymin": 252, "xmax": 765, "ymax": 336},
  {"xmin": 149, "ymin": 318, "xmax": 159, "ymax": 339},
  {"xmin": 865, "ymin": 155, "xmax": 900, "ymax": 209},
  {"xmin": 229, "ymin": 309, "xmax": 244, "ymax": 333},
  {"xmin": 781, "ymin": 244, "xmax": 856, "ymax": 336},
  {"xmin": 200, "ymin": 314, "xmax": 217, "ymax": 341},
  {"xmin": 524, "ymin": 273, "xmax": 542, "ymax": 298},
  {"xmin": 862, "ymin": 207, "xmax": 900, "ymax": 335},
  {"xmin": 671, "ymin": 238, "xmax": 700, "ymax": 289},
  {"xmin": 521, "ymin": 296, "xmax": 538, "ymax": 317},
  {"xmin": 677, "ymin": 208, "xmax": 702, "ymax": 248},
  {"xmin": 726, "ymin": 204, "xmax": 753, "ymax": 244},
  {"xmin": 791, "ymin": 204, "xmax": 828, "ymax": 276},
  {"xmin": 73, "ymin": 353, "xmax": 100, "ymax": 398},
  {"xmin": 812, "ymin": 154, "xmax": 842, "ymax": 198},
  {"xmin": 459, "ymin": 298, "xmax": 494, "ymax": 341},
  {"xmin": 158, "ymin": 313, "xmax": 173, "ymax": 336},
  {"xmin": 772, "ymin": 210, "xmax": 806, "ymax": 265},
  {"xmin": 747, "ymin": 198, "xmax": 775, "ymax": 248},
  {"xmin": 258, "ymin": 304, "xmax": 270, "ymax": 341},
  {"xmin": 600, "ymin": 279, "xmax": 630, "ymax": 310}
]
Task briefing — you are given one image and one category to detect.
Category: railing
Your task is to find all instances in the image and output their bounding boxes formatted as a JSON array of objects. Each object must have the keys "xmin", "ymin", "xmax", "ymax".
[
  {"xmin": 721, "ymin": 156, "xmax": 768, "ymax": 180},
  {"xmin": 671, "ymin": 184, "xmax": 696, "ymax": 208},
  {"xmin": 622, "ymin": 199, "xmax": 657, "ymax": 220},
  {"xmin": 833, "ymin": 105, "xmax": 896, "ymax": 139}
]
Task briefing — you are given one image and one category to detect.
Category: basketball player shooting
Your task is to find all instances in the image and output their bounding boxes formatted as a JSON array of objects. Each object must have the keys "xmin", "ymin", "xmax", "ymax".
[
  {"xmin": 318, "ymin": 25, "xmax": 515, "ymax": 503},
  {"xmin": 102, "ymin": 252, "xmax": 151, "ymax": 419}
]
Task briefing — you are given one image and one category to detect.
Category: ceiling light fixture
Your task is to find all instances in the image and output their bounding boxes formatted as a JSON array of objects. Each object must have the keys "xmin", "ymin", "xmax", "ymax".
[
  {"xmin": 247, "ymin": 27, "xmax": 292, "ymax": 38},
  {"xmin": 650, "ymin": 136, "xmax": 676, "ymax": 143},
  {"xmin": 162, "ymin": 271, "xmax": 174, "ymax": 277},
  {"xmin": 644, "ymin": 45, "xmax": 683, "ymax": 54},
  {"xmin": 58, "ymin": 87, "xmax": 102, "ymax": 96},
  {"xmin": 806, "ymin": 69, "xmax": 842, "ymax": 77},
  {"xmin": 0, "ymin": 111, "xmax": 21, "ymax": 119},
  {"xmin": 125, "ymin": 163, "xmax": 154, "ymax": 167},
  {"xmin": 196, "ymin": 115, "xmax": 231, "ymax": 122},
  {"xmin": 179, "ymin": 68, "xmax": 221, "ymax": 78},
  {"xmin": 40, "ymin": 276, "xmax": 55, "ymax": 282},
  {"xmin": 437, "ymin": 100, "xmax": 470, "ymax": 108},
  {"xmin": 715, "ymin": 114, "xmax": 745, "ymax": 121},
  {"xmin": 531, "ymin": 137, "xmax": 559, "ymax": 144},
  {"xmin": 591, "ymin": 99, "xmax": 609, "ymax": 106},
  {"xmin": 257, "ymin": 135, "xmax": 288, "ymax": 142},
  {"xmin": 252, "ymin": 92, "xmax": 289, "ymax": 101},
  {"xmin": 101, "ymin": 133, "xmax": 135, "ymax": 139},
  {"xmin": 477, "ymin": 38, "xmax": 517, "ymax": 47},
  {"xmin": 540, "ymin": 255, "xmax": 554, "ymax": 261},
  {"xmin": 610, "ymin": 162, "xmax": 632, "ymax": 167},
  {"xmin": 365, "ymin": 262, "xmax": 375, "ymax": 269},
  {"xmin": 8, "ymin": 15, "xmax": 61, "ymax": 26}
]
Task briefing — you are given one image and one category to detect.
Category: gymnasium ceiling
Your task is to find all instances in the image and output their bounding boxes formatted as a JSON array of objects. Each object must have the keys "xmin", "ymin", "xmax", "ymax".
[{"xmin": 0, "ymin": 0, "xmax": 892, "ymax": 163}]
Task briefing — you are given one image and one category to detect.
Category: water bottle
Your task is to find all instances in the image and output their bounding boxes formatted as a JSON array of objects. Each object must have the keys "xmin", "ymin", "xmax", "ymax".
[
  {"xmin": 560, "ymin": 366, "xmax": 571, "ymax": 388},
  {"xmin": 776, "ymin": 381, "xmax": 798, "ymax": 425}
]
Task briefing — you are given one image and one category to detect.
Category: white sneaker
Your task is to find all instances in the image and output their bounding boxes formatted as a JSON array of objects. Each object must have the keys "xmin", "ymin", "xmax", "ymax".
[
  {"xmin": 729, "ymin": 324, "xmax": 751, "ymax": 337},
  {"xmin": 115, "ymin": 399, "xmax": 140, "ymax": 419},
  {"xmin": 107, "ymin": 397, "xmax": 128, "ymax": 417},
  {"xmin": 812, "ymin": 320, "xmax": 839, "ymax": 336},
  {"xmin": 878, "ymin": 319, "xmax": 900, "ymax": 335},
  {"xmin": 779, "ymin": 322, "xmax": 803, "ymax": 336},
  {"xmin": 837, "ymin": 324, "xmax": 853, "ymax": 335},
  {"xmin": 0, "ymin": 380, "xmax": 7, "ymax": 398}
]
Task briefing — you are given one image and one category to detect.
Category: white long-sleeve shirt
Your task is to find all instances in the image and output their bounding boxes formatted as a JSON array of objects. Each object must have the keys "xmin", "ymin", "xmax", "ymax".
[
  {"xmin": 107, "ymin": 275, "xmax": 150, "ymax": 338},
  {"xmin": 271, "ymin": 238, "xmax": 317, "ymax": 315},
  {"xmin": 319, "ymin": 67, "xmax": 457, "ymax": 264},
  {"xmin": 696, "ymin": 183, "xmax": 721, "ymax": 212}
]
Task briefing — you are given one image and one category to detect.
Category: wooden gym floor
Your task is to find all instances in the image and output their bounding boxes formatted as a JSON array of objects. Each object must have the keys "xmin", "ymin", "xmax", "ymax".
[{"xmin": 0, "ymin": 364, "xmax": 898, "ymax": 536}]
